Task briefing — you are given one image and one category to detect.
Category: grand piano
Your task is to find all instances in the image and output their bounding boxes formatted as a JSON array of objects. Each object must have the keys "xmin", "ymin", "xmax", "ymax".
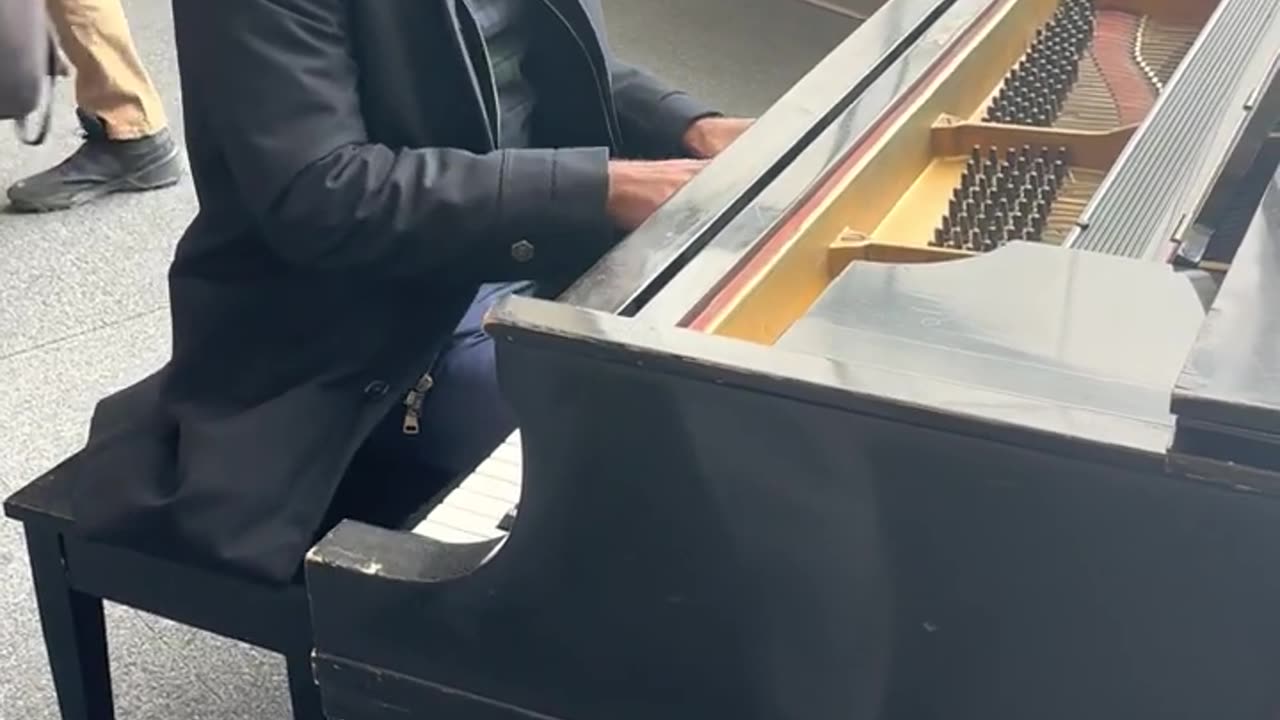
[{"xmin": 305, "ymin": 0, "xmax": 1280, "ymax": 717}]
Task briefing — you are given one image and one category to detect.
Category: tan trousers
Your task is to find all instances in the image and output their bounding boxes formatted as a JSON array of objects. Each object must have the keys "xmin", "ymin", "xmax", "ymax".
[{"xmin": 46, "ymin": 0, "xmax": 166, "ymax": 140}]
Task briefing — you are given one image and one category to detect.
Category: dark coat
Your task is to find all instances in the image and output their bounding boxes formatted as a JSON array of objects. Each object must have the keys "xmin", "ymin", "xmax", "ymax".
[{"xmin": 69, "ymin": 0, "xmax": 718, "ymax": 584}]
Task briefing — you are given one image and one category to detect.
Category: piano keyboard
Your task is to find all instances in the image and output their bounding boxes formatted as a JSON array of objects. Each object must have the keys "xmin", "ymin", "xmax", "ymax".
[{"xmin": 411, "ymin": 430, "xmax": 522, "ymax": 543}]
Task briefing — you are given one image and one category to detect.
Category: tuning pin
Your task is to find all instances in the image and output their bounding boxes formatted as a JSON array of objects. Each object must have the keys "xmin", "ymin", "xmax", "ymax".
[
  {"xmin": 941, "ymin": 215, "xmax": 952, "ymax": 233},
  {"xmin": 932, "ymin": 228, "xmax": 946, "ymax": 246}
]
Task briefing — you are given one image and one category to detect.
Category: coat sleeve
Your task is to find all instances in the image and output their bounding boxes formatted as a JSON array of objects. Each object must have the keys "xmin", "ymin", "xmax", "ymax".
[
  {"xmin": 174, "ymin": 0, "xmax": 615, "ymax": 279},
  {"xmin": 610, "ymin": 61, "xmax": 723, "ymax": 159}
]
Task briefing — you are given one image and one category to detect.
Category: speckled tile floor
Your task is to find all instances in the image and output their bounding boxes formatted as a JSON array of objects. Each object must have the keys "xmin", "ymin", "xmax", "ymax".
[{"xmin": 0, "ymin": 1, "xmax": 857, "ymax": 717}]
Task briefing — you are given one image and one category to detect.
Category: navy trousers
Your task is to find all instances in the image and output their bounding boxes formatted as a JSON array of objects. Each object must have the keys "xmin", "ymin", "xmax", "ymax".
[{"xmin": 360, "ymin": 281, "xmax": 535, "ymax": 482}]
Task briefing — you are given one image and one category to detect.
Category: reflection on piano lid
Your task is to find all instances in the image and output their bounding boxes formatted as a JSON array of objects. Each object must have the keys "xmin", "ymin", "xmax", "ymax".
[{"xmin": 411, "ymin": 430, "xmax": 521, "ymax": 544}]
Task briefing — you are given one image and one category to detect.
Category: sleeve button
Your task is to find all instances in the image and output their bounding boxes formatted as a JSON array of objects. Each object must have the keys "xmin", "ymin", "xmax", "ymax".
[{"xmin": 511, "ymin": 239, "xmax": 535, "ymax": 263}]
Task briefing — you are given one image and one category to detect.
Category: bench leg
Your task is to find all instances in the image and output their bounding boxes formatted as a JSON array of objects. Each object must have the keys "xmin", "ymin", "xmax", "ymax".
[
  {"xmin": 25, "ymin": 528, "xmax": 115, "ymax": 720},
  {"xmin": 286, "ymin": 648, "xmax": 325, "ymax": 719}
]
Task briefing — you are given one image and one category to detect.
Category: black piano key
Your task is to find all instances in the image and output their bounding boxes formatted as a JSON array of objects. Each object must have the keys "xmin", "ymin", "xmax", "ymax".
[{"xmin": 498, "ymin": 506, "xmax": 518, "ymax": 531}]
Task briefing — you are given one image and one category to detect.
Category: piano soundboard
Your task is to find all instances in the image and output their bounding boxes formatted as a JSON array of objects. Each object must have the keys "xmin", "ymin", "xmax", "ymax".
[{"xmin": 411, "ymin": 431, "xmax": 521, "ymax": 544}]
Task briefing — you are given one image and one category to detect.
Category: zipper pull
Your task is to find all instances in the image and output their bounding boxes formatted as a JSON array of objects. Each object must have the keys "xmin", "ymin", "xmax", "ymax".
[
  {"xmin": 402, "ymin": 408, "xmax": 421, "ymax": 435},
  {"xmin": 402, "ymin": 373, "xmax": 434, "ymax": 436}
]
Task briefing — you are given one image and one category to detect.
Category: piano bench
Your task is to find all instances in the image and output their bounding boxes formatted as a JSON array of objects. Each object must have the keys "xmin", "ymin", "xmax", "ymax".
[{"xmin": 3, "ymin": 453, "xmax": 443, "ymax": 720}]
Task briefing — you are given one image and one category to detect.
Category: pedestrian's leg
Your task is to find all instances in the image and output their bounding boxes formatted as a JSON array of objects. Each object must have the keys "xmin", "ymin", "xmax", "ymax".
[
  {"xmin": 6, "ymin": 0, "xmax": 182, "ymax": 212},
  {"xmin": 47, "ymin": 0, "xmax": 165, "ymax": 139}
]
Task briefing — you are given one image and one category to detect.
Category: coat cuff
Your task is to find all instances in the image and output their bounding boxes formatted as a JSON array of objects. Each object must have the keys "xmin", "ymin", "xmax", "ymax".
[
  {"xmin": 651, "ymin": 91, "xmax": 723, "ymax": 155},
  {"xmin": 495, "ymin": 147, "xmax": 615, "ymax": 276}
]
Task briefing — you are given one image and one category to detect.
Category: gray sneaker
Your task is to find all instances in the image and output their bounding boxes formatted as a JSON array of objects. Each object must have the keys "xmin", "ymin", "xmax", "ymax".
[{"xmin": 6, "ymin": 110, "xmax": 182, "ymax": 213}]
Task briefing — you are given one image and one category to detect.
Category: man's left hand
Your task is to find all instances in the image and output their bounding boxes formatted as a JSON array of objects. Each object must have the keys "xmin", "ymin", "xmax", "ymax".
[{"xmin": 682, "ymin": 117, "xmax": 754, "ymax": 159}]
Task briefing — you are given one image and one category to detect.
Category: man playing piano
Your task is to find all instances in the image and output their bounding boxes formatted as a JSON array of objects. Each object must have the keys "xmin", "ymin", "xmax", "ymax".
[{"xmin": 69, "ymin": 0, "xmax": 751, "ymax": 583}]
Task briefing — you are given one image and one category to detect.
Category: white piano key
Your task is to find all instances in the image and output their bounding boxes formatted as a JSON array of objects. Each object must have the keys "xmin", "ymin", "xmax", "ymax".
[
  {"xmin": 412, "ymin": 430, "xmax": 523, "ymax": 543},
  {"xmin": 446, "ymin": 486, "xmax": 515, "ymax": 518},
  {"xmin": 458, "ymin": 475, "xmax": 521, "ymax": 505},
  {"xmin": 425, "ymin": 504, "xmax": 507, "ymax": 540},
  {"xmin": 415, "ymin": 520, "xmax": 489, "ymax": 544}
]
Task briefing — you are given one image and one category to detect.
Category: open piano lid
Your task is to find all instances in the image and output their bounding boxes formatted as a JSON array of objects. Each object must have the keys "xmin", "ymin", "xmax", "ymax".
[{"xmin": 1171, "ymin": 165, "xmax": 1280, "ymax": 479}]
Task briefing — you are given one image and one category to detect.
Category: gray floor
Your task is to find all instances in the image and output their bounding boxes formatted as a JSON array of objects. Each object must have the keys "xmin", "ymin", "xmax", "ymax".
[{"xmin": 0, "ymin": 1, "xmax": 857, "ymax": 717}]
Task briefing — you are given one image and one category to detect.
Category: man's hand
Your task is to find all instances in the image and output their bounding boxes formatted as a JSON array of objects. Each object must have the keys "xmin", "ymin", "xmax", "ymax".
[
  {"xmin": 606, "ymin": 159, "xmax": 708, "ymax": 231},
  {"xmin": 682, "ymin": 117, "xmax": 754, "ymax": 159}
]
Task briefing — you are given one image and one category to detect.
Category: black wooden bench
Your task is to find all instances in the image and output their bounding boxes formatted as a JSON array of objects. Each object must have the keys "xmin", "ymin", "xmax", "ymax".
[{"xmin": 4, "ymin": 452, "xmax": 442, "ymax": 720}]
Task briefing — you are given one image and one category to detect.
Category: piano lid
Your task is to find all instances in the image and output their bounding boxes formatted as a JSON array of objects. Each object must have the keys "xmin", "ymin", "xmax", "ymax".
[{"xmin": 1173, "ymin": 167, "xmax": 1280, "ymax": 444}]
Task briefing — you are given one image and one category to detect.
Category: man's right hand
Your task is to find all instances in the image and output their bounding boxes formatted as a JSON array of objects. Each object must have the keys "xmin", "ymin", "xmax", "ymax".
[{"xmin": 605, "ymin": 159, "xmax": 708, "ymax": 232}]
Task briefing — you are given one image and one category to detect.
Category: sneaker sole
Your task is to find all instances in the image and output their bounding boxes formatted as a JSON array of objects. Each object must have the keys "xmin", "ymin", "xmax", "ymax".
[{"xmin": 6, "ymin": 147, "xmax": 184, "ymax": 214}]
